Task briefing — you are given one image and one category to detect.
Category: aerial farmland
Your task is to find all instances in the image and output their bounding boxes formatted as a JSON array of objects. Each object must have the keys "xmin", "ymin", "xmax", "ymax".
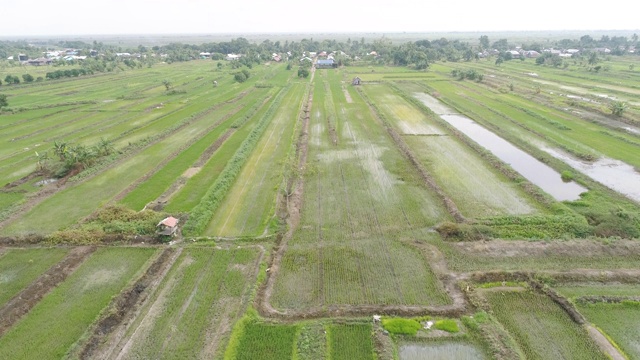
[{"xmin": 0, "ymin": 33, "xmax": 639, "ymax": 359}]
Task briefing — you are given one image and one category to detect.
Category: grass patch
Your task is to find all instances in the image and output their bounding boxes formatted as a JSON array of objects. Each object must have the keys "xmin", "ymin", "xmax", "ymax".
[
  {"xmin": 381, "ymin": 318, "xmax": 422, "ymax": 335},
  {"xmin": 0, "ymin": 247, "xmax": 68, "ymax": 306}
]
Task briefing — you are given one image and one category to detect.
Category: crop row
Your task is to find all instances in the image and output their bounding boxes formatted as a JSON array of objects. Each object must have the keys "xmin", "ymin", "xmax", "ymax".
[
  {"xmin": 204, "ymin": 81, "xmax": 306, "ymax": 236},
  {"xmin": 272, "ymin": 69, "xmax": 450, "ymax": 309},
  {"xmin": 117, "ymin": 247, "xmax": 259, "ymax": 359},
  {"xmin": 182, "ymin": 85, "xmax": 290, "ymax": 236}
]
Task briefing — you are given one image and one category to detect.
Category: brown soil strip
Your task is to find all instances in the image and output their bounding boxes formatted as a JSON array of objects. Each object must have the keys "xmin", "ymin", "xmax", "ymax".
[
  {"xmin": 2, "ymin": 171, "xmax": 41, "ymax": 190},
  {"xmin": 146, "ymin": 127, "xmax": 236, "ymax": 212},
  {"xmin": 81, "ymin": 247, "xmax": 181, "ymax": 360},
  {"xmin": 356, "ymin": 86, "xmax": 466, "ymax": 223},
  {"xmin": 182, "ymin": 167, "xmax": 201, "ymax": 178},
  {"xmin": 194, "ymin": 128, "xmax": 235, "ymax": 167},
  {"xmin": 0, "ymin": 246, "xmax": 96, "ymax": 336},
  {"xmin": 342, "ymin": 85, "xmax": 353, "ymax": 103}
]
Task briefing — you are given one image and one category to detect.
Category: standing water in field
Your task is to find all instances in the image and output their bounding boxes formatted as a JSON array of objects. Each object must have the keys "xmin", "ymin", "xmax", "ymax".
[
  {"xmin": 400, "ymin": 343, "xmax": 484, "ymax": 360},
  {"xmin": 413, "ymin": 93, "xmax": 587, "ymax": 201},
  {"xmin": 542, "ymin": 148, "xmax": 640, "ymax": 203}
]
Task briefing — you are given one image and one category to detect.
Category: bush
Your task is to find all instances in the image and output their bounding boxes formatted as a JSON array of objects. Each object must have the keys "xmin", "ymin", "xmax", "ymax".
[
  {"xmin": 560, "ymin": 170, "xmax": 575, "ymax": 182},
  {"xmin": 234, "ymin": 72, "xmax": 247, "ymax": 83},
  {"xmin": 298, "ymin": 67, "xmax": 309, "ymax": 78},
  {"xmin": 381, "ymin": 318, "xmax": 422, "ymax": 335},
  {"xmin": 434, "ymin": 319, "xmax": 459, "ymax": 333}
]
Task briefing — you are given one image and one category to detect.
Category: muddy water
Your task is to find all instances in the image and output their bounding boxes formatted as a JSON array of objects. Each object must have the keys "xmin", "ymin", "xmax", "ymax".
[
  {"xmin": 543, "ymin": 148, "xmax": 640, "ymax": 203},
  {"xmin": 400, "ymin": 343, "xmax": 484, "ymax": 360},
  {"xmin": 412, "ymin": 92, "xmax": 587, "ymax": 201}
]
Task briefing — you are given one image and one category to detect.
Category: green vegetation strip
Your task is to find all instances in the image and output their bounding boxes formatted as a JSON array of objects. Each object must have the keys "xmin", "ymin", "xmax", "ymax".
[
  {"xmin": 0, "ymin": 247, "xmax": 156, "ymax": 360},
  {"xmin": 0, "ymin": 247, "xmax": 68, "ymax": 306},
  {"xmin": 183, "ymin": 86, "xmax": 289, "ymax": 236}
]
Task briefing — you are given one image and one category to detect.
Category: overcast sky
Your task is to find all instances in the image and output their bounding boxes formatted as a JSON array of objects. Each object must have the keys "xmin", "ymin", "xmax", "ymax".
[{"xmin": 1, "ymin": 0, "xmax": 638, "ymax": 37}]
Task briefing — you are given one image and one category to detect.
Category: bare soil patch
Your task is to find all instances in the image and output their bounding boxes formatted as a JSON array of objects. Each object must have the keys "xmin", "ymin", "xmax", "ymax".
[
  {"xmin": 343, "ymin": 87, "xmax": 353, "ymax": 103},
  {"xmin": 0, "ymin": 246, "xmax": 96, "ymax": 336},
  {"xmin": 182, "ymin": 167, "xmax": 201, "ymax": 178}
]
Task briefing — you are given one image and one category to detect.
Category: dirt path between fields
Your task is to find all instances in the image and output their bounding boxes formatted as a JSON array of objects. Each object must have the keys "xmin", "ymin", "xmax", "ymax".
[
  {"xmin": 0, "ymin": 246, "xmax": 96, "ymax": 336},
  {"xmin": 586, "ymin": 325, "xmax": 627, "ymax": 360}
]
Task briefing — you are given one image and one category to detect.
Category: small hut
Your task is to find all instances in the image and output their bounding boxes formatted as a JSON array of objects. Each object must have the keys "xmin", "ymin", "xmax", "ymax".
[
  {"xmin": 352, "ymin": 77, "xmax": 361, "ymax": 85},
  {"xmin": 157, "ymin": 216, "xmax": 179, "ymax": 236}
]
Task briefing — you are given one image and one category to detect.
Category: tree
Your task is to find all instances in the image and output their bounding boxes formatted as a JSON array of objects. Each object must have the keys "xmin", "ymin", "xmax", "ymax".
[
  {"xmin": 162, "ymin": 80, "xmax": 172, "ymax": 91},
  {"xmin": 4, "ymin": 75, "xmax": 19, "ymax": 84},
  {"xmin": 479, "ymin": 35, "xmax": 490, "ymax": 50},
  {"xmin": 22, "ymin": 74, "xmax": 34, "ymax": 83},
  {"xmin": 0, "ymin": 94, "xmax": 7, "ymax": 109},
  {"xmin": 233, "ymin": 72, "xmax": 247, "ymax": 83},
  {"xmin": 297, "ymin": 67, "xmax": 309, "ymax": 78},
  {"xmin": 609, "ymin": 101, "xmax": 627, "ymax": 116}
]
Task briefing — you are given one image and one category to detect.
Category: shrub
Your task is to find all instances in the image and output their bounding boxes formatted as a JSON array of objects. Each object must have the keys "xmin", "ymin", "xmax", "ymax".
[
  {"xmin": 560, "ymin": 170, "xmax": 575, "ymax": 182},
  {"xmin": 434, "ymin": 319, "xmax": 459, "ymax": 333},
  {"xmin": 234, "ymin": 72, "xmax": 247, "ymax": 83},
  {"xmin": 381, "ymin": 318, "xmax": 422, "ymax": 335}
]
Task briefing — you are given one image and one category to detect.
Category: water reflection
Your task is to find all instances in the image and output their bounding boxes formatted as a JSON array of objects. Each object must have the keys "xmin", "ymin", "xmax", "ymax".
[{"xmin": 543, "ymin": 148, "xmax": 640, "ymax": 203}]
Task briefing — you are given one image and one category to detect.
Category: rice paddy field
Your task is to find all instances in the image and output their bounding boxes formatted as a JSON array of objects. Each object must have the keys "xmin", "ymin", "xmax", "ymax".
[{"xmin": 0, "ymin": 48, "xmax": 639, "ymax": 358}]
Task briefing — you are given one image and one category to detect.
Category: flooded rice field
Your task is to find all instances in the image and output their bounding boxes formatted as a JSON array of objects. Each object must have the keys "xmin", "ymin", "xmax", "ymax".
[{"xmin": 399, "ymin": 342, "xmax": 484, "ymax": 360}]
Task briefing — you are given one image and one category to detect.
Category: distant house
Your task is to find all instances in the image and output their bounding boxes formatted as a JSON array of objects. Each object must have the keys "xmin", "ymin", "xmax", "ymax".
[
  {"xmin": 27, "ymin": 58, "xmax": 53, "ymax": 66},
  {"xmin": 316, "ymin": 59, "xmax": 336, "ymax": 68},
  {"xmin": 352, "ymin": 76, "xmax": 361, "ymax": 85},
  {"xmin": 523, "ymin": 50, "xmax": 540, "ymax": 58},
  {"xmin": 199, "ymin": 52, "xmax": 211, "ymax": 59},
  {"xmin": 226, "ymin": 53, "xmax": 241, "ymax": 61},
  {"xmin": 157, "ymin": 216, "xmax": 179, "ymax": 236},
  {"xmin": 507, "ymin": 50, "xmax": 521, "ymax": 59}
]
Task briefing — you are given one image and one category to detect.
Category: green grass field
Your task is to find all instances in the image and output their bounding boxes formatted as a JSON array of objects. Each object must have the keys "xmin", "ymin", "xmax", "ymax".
[
  {"xmin": 0, "ymin": 247, "xmax": 156, "ymax": 359},
  {"xmin": 0, "ymin": 247, "xmax": 68, "ymax": 306}
]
